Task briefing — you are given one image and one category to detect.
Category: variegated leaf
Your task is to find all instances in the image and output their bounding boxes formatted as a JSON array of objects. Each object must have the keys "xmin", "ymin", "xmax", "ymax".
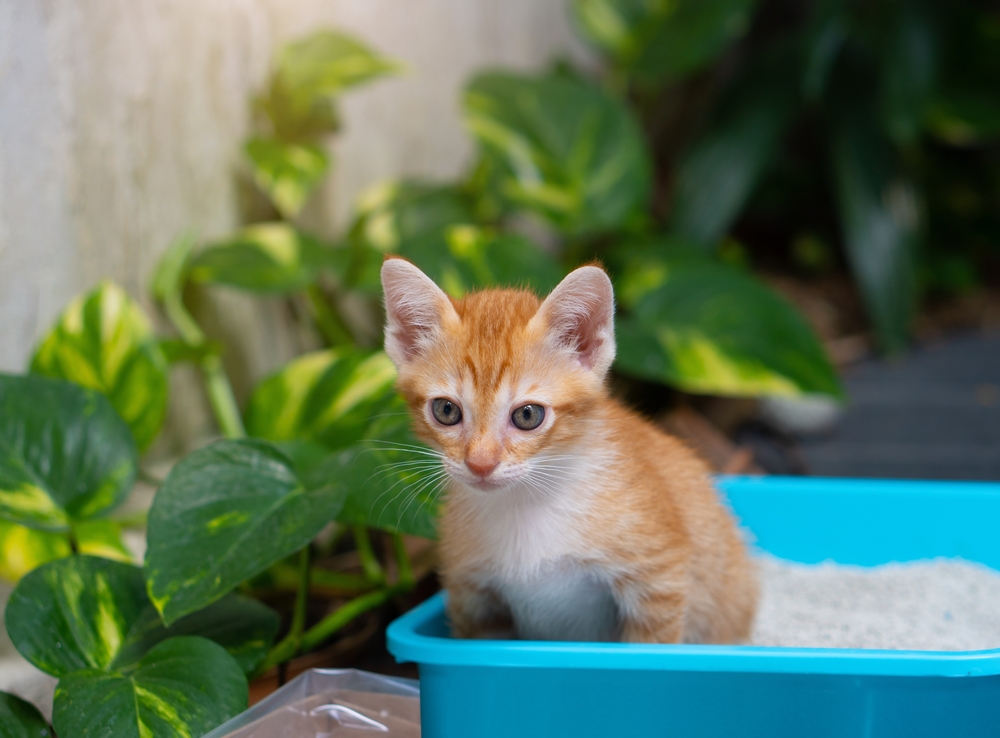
[
  {"xmin": 613, "ymin": 245, "xmax": 844, "ymax": 399},
  {"xmin": 0, "ymin": 519, "xmax": 71, "ymax": 582},
  {"xmin": 246, "ymin": 349, "xmax": 397, "ymax": 451},
  {"xmin": 463, "ymin": 72, "xmax": 651, "ymax": 236},
  {"xmin": 53, "ymin": 637, "xmax": 247, "ymax": 738},
  {"xmin": 5, "ymin": 556, "xmax": 279, "ymax": 677},
  {"xmin": 0, "ymin": 374, "xmax": 137, "ymax": 531},
  {"xmin": 245, "ymin": 137, "xmax": 330, "ymax": 218},
  {"xmin": 31, "ymin": 281, "xmax": 169, "ymax": 452},
  {"xmin": 145, "ymin": 440, "xmax": 349, "ymax": 624},
  {"xmin": 304, "ymin": 395, "xmax": 442, "ymax": 540},
  {"xmin": 188, "ymin": 223, "xmax": 330, "ymax": 293}
]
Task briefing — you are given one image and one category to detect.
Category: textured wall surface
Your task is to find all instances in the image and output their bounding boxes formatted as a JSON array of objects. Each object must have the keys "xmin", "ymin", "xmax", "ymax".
[{"xmin": 0, "ymin": 0, "xmax": 587, "ymax": 449}]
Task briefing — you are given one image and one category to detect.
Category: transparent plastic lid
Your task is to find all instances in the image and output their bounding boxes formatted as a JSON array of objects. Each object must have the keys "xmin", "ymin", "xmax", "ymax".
[{"xmin": 204, "ymin": 669, "xmax": 420, "ymax": 738}]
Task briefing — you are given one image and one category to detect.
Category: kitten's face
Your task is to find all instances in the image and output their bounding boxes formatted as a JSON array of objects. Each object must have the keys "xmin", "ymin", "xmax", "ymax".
[{"xmin": 381, "ymin": 259, "xmax": 615, "ymax": 493}]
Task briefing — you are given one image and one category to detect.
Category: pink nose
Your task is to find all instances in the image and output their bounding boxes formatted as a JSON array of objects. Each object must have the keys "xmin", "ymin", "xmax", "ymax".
[{"xmin": 466, "ymin": 458, "xmax": 499, "ymax": 478}]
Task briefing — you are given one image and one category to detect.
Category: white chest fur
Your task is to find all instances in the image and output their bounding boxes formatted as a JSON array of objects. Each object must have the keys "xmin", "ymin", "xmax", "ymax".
[
  {"xmin": 498, "ymin": 560, "xmax": 619, "ymax": 641},
  {"xmin": 457, "ymin": 473, "xmax": 620, "ymax": 641}
]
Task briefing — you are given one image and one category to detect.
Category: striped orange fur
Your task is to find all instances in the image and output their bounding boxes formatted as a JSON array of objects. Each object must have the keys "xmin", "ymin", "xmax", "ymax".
[{"xmin": 381, "ymin": 258, "xmax": 758, "ymax": 643}]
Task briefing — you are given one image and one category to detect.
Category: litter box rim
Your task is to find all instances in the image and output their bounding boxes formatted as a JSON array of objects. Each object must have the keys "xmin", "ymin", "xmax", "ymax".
[{"xmin": 388, "ymin": 476, "xmax": 1000, "ymax": 679}]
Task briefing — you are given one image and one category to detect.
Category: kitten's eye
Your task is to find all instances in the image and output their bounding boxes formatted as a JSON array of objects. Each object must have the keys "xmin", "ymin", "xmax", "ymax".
[
  {"xmin": 431, "ymin": 398, "xmax": 462, "ymax": 426},
  {"xmin": 511, "ymin": 404, "xmax": 545, "ymax": 431}
]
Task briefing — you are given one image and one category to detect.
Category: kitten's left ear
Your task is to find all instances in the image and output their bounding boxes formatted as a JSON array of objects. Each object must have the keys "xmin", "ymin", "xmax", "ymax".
[{"xmin": 530, "ymin": 265, "xmax": 616, "ymax": 377}]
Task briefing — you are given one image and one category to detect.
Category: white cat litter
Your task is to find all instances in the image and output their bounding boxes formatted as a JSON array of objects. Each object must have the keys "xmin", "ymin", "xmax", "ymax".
[{"xmin": 750, "ymin": 556, "xmax": 1000, "ymax": 651}]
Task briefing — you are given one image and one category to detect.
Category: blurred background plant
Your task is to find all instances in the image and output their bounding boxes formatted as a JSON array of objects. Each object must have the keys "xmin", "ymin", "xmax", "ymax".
[
  {"xmin": 571, "ymin": 0, "xmax": 1000, "ymax": 354},
  {"xmin": 3, "ymin": 0, "xmax": 1000, "ymax": 735}
]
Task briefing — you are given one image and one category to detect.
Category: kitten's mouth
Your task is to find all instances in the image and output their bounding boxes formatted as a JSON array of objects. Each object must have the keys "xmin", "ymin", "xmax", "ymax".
[
  {"xmin": 466, "ymin": 476, "xmax": 508, "ymax": 492},
  {"xmin": 446, "ymin": 467, "xmax": 518, "ymax": 492}
]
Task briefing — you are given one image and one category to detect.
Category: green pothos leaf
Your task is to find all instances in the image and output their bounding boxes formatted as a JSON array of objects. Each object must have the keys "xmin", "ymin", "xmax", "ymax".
[
  {"xmin": 246, "ymin": 349, "xmax": 398, "ymax": 451},
  {"xmin": 74, "ymin": 519, "xmax": 134, "ymax": 564},
  {"xmin": 463, "ymin": 72, "xmax": 651, "ymax": 236},
  {"xmin": 402, "ymin": 226, "xmax": 564, "ymax": 299},
  {"xmin": 613, "ymin": 246, "xmax": 843, "ymax": 399},
  {"xmin": 0, "ymin": 692, "xmax": 51, "ymax": 738},
  {"xmin": 348, "ymin": 181, "xmax": 564, "ymax": 296},
  {"xmin": 145, "ymin": 440, "xmax": 348, "ymax": 624},
  {"xmin": 671, "ymin": 43, "xmax": 800, "ymax": 247},
  {"xmin": 188, "ymin": 223, "xmax": 330, "ymax": 293},
  {"xmin": 30, "ymin": 281, "xmax": 169, "ymax": 452},
  {"xmin": 0, "ymin": 519, "xmax": 71, "ymax": 582},
  {"xmin": 0, "ymin": 373, "xmax": 137, "ymax": 531},
  {"xmin": 572, "ymin": 0, "xmax": 758, "ymax": 82},
  {"xmin": 4, "ymin": 556, "xmax": 278, "ymax": 678},
  {"xmin": 304, "ymin": 396, "xmax": 442, "ymax": 540},
  {"xmin": 52, "ymin": 637, "xmax": 247, "ymax": 738},
  {"xmin": 245, "ymin": 137, "xmax": 330, "ymax": 218},
  {"xmin": 0, "ymin": 520, "xmax": 132, "ymax": 583},
  {"xmin": 259, "ymin": 30, "xmax": 399, "ymax": 141},
  {"xmin": 5, "ymin": 556, "xmax": 149, "ymax": 676}
]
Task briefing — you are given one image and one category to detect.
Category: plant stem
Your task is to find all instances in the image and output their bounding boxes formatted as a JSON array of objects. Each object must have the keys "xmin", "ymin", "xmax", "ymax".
[
  {"xmin": 201, "ymin": 354, "xmax": 246, "ymax": 439},
  {"xmin": 392, "ymin": 533, "xmax": 414, "ymax": 588},
  {"xmin": 290, "ymin": 546, "xmax": 311, "ymax": 647},
  {"xmin": 312, "ymin": 570, "xmax": 371, "ymax": 591},
  {"xmin": 299, "ymin": 584, "xmax": 409, "ymax": 653},
  {"xmin": 110, "ymin": 509, "xmax": 149, "ymax": 529},
  {"xmin": 268, "ymin": 562, "xmax": 373, "ymax": 593},
  {"xmin": 254, "ymin": 546, "xmax": 312, "ymax": 675},
  {"xmin": 353, "ymin": 525, "xmax": 384, "ymax": 584},
  {"xmin": 305, "ymin": 283, "xmax": 354, "ymax": 347},
  {"xmin": 162, "ymin": 289, "xmax": 245, "ymax": 439}
]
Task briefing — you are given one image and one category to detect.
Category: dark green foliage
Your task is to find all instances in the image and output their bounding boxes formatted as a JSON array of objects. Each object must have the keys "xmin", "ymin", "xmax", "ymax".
[
  {"xmin": 0, "ymin": 692, "xmax": 51, "ymax": 738},
  {"xmin": 464, "ymin": 72, "xmax": 651, "ymax": 236},
  {"xmin": 6, "ymin": 556, "xmax": 278, "ymax": 676},
  {"xmin": 189, "ymin": 224, "xmax": 331, "ymax": 293},
  {"xmin": 52, "ymin": 637, "xmax": 247, "ymax": 738},
  {"xmin": 614, "ymin": 248, "xmax": 844, "ymax": 398},
  {"xmin": 0, "ymin": 374, "xmax": 137, "ymax": 531},
  {"xmin": 144, "ymin": 440, "xmax": 348, "ymax": 624}
]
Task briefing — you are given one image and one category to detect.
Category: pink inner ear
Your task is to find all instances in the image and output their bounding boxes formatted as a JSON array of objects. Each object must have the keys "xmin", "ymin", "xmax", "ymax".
[
  {"xmin": 381, "ymin": 259, "xmax": 456, "ymax": 366},
  {"xmin": 537, "ymin": 265, "xmax": 616, "ymax": 374},
  {"xmin": 569, "ymin": 313, "xmax": 602, "ymax": 371}
]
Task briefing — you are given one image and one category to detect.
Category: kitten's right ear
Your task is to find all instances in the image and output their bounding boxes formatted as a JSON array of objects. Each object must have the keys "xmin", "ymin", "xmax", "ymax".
[{"xmin": 381, "ymin": 258, "xmax": 458, "ymax": 367}]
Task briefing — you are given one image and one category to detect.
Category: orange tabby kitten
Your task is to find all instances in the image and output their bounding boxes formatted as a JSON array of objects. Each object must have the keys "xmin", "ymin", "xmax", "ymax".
[{"xmin": 381, "ymin": 258, "xmax": 757, "ymax": 643}]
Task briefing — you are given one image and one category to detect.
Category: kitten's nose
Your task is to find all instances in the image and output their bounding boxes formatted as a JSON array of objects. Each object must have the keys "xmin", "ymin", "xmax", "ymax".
[
  {"xmin": 466, "ymin": 458, "xmax": 499, "ymax": 478},
  {"xmin": 465, "ymin": 451, "xmax": 500, "ymax": 478}
]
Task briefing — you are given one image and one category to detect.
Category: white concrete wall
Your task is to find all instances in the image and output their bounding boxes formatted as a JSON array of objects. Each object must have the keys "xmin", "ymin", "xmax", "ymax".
[{"xmin": 0, "ymin": 0, "xmax": 588, "ymax": 450}]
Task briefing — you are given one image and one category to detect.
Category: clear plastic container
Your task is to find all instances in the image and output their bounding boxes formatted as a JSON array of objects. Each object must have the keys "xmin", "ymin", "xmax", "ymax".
[{"xmin": 204, "ymin": 669, "xmax": 420, "ymax": 738}]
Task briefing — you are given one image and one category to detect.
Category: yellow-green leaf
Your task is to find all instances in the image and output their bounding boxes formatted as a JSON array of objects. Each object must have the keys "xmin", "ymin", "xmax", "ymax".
[
  {"xmin": 6, "ymin": 556, "xmax": 278, "ymax": 678},
  {"xmin": 75, "ymin": 520, "xmax": 133, "ymax": 564},
  {"xmin": 614, "ymin": 247, "xmax": 844, "ymax": 399},
  {"xmin": 0, "ymin": 519, "xmax": 70, "ymax": 582},
  {"xmin": 348, "ymin": 181, "xmax": 564, "ymax": 296},
  {"xmin": 259, "ymin": 30, "xmax": 399, "ymax": 141},
  {"xmin": 463, "ymin": 72, "xmax": 651, "ymax": 236},
  {"xmin": 53, "ymin": 637, "xmax": 247, "ymax": 738},
  {"xmin": 246, "ymin": 349, "xmax": 397, "ymax": 451},
  {"xmin": 245, "ymin": 137, "xmax": 330, "ymax": 218},
  {"xmin": 31, "ymin": 281, "xmax": 169, "ymax": 452},
  {"xmin": 306, "ymin": 396, "xmax": 441, "ymax": 539}
]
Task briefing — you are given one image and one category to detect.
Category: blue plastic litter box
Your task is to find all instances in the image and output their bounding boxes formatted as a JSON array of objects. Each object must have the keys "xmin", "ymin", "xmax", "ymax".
[{"xmin": 387, "ymin": 476, "xmax": 1000, "ymax": 738}]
